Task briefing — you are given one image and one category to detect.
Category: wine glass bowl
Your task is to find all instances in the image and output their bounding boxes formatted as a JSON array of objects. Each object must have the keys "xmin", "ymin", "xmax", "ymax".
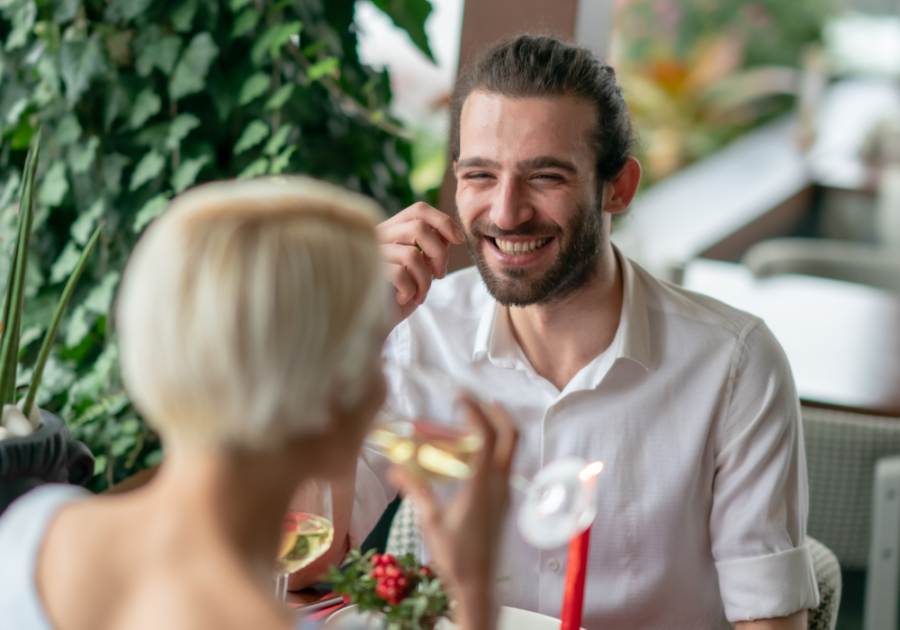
[
  {"xmin": 517, "ymin": 458, "xmax": 603, "ymax": 550},
  {"xmin": 275, "ymin": 479, "xmax": 333, "ymax": 601}
]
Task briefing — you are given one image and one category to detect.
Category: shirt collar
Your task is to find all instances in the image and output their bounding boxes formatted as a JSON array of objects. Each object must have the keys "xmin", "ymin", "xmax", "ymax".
[{"xmin": 471, "ymin": 246, "xmax": 652, "ymax": 375}]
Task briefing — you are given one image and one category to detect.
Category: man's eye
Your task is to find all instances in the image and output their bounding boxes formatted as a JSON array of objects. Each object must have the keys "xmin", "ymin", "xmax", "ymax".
[
  {"xmin": 533, "ymin": 173, "xmax": 563, "ymax": 181},
  {"xmin": 464, "ymin": 172, "xmax": 492, "ymax": 180}
]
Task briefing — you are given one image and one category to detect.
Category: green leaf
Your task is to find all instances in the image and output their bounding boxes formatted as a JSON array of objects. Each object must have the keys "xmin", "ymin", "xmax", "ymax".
[
  {"xmin": 171, "ymin": 0, "xmax": 199, "ymax": 32},
  {"xmin": 238, "ymin": 73, "xmax": 269, "ymax": 105},
  {"xmin": 229, "ymin": 0, "xmax": 253, "ymax": 11},
  {"xmin": 93, "ymin": 454, "xmax": 107, "ymax": 475},
  {"xmin": 68, "ymin": 136, "xmax": 100, "ymax": 174},
  {"xmin": 50, "ymin": 241, "xmax": 81, "ymax": 283},
  {"xmin": 129, "ymin": 89, "xmax": 162, "ymax": 129},
  {"xmin": 38, "ymin": 161, "xmax": 68, "ymax": 207},
  {"xmin": 55, "ymin": 114, "xmax": 82, "ymax": 147},
  {"xmin": 233, "ymin": 120, "xmax": 269, "ymax": 155},
  {"xmin": 129, "ymin": 151, "xmax": 165, "ymax": 191},
  {"xmin": 135, "ymin": 35, "xmax": 182, "ymax": 77},
  {"xmin": 5, "ymin": 97, "xmax": 28, "ymax": 127},
  {"xmin": 84, "ymin": 271, "xmax": 120, "ymax": 315},
  {"xmin": 269, "ymin": 145, "xmax": 296, "ymax": 174},
  {"xmin": 264, "ymin": 84, "xmax": 294, "ymax": 109},
  {"xmin": 307, "ymin": 57, "xmax": 339, "ymax": 81},
  {"xmin": 18, "ymin": 324, "xmax": 42, "ymax": 353},
  {"xmin": 54, "ymin": 0, "xmax": 79, "ymax": 22},
  {"xmin": 172, "ymin": 155, "xmax": 210, "ymax": 193},
  {"xmin": 101, "ymin": 153, "xmax": 129, "ymax": 197},
  {"xmin": 105, "ymin": 0, "xmax": 153, "ymax": 22},
  {"xmin": 144, "ymin": 449, "xmax": 163, "ymax": 467},
  {"xmin": 370, "ymin": 0, "xmax": 436, "ymax": 62},
  {"xmin": 237, "ymin": 158, "xmax": 268, "ymax": 179},
  {"xmin": 132, "ymin": 193, "xmax": 170, "ymax": 233},
  {"xmin": 264, "ymin": 125, "xmax": 293, "ymax": 156},
  {"xmin": 71, "ymin": 198, "xmax": 104, "ymax": 246},
  {"xmin": 64, "ymin": 304, "xmax": 90, "ymax": 349},
  {"xmin": 169, "ymin": 32, "xmax": 219, "ymax": 101},
  {"xmin": 5, "ymin": 1, "xmax": 36, "ymax": 52},
  {"xmin": 251, "ymin": 22, "xmax": 302, "ymax": 66},
  {"xmin": 164, "ymin": 114, "xmax": 201, "ymax": 151},
  {"xmin": 60, "ymin": 35, "xmax": 108, "ymax": 105},
  {"xmin": 231, "ymin": 8, "xmax": 260, "ymax": 38}
]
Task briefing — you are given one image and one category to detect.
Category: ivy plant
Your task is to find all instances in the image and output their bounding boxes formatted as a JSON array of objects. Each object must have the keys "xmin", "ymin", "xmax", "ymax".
[{"xmin": 0, "ymin": 0, "xmax": 432, "ymax": 490}]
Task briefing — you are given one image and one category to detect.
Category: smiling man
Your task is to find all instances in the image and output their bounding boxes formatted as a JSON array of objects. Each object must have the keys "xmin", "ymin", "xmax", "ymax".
[{"xmin": 363, "ymin": 35, "xmax": 818, "ymax": 629}]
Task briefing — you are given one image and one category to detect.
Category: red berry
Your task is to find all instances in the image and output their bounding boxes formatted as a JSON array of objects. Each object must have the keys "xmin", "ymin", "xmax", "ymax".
[
  {"xmin": 371, "ymin": 554, "xmax": 382, "ymax": 565},
  {"xmin": 373, "ymin": 566, "xmax": 385, "ymax": 578},
  {"xmin": 419, "ymin": 566, "xmax": 433, "ymax": 577},
  {"xmin": 385, "ymin": 566, "xmax": 401, "ymax": 578},
  {"xmin": 396, "ymin": 576, "xmax": 408, "ymax": 589}
]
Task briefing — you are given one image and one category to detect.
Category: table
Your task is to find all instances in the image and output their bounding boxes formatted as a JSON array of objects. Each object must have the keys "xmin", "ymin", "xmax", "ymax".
[{"xmin": 683, "ymin": 259, "xmax": 900, "ymax": 417}]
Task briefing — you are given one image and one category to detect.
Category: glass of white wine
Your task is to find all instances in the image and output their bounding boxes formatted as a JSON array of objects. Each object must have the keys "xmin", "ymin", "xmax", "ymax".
[
  {"xmin": 275, "ymin": 478, "xmax": 334, "ymax": 602},
  {"xmin": 366, "ymin": 363, "xmax": 483, "ymax": 485}
]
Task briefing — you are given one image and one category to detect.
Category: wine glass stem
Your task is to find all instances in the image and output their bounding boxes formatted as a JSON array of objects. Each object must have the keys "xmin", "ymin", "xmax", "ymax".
[{"xmin": 276, "ymin": 572, "xmax": 288, "ymax": 602}]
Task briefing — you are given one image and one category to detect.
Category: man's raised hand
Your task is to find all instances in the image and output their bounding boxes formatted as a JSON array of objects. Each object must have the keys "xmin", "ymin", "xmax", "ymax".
[{"xmin": 377, "ymin": 202, "xmax": 464, "ymax": 321}]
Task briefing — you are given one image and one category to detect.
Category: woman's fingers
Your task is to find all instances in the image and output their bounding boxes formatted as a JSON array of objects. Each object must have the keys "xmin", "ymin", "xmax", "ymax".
[
  {"xmin": 386, "ymin": 465, "xmax": 443, "ymax": 531},
  {"xmin": 484, "ymin": 402, "xmax": 518, "ymax": 474}
]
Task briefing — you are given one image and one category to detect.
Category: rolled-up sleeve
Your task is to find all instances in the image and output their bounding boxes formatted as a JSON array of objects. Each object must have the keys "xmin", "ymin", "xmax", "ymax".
[{"xmin": 711, "ymin": 321, "xmax": 819, "ymax": 622}]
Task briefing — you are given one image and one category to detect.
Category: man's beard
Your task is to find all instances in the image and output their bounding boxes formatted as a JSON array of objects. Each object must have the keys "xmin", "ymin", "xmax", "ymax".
[{"xmin": 462, "ymin": 201, "xmax": 605, "ymax": 307}]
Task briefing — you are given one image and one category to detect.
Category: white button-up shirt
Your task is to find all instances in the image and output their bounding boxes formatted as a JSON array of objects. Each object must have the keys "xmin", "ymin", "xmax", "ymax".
[{"xmin": 352, "ymin": 252, "xmax": 819, "ymax": 629}]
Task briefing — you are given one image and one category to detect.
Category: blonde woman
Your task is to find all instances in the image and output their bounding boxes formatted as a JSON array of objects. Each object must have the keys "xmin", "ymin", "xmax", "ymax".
[{"xmin": 0, "ymin": 177, "xmax": 516, "ymax": 630}]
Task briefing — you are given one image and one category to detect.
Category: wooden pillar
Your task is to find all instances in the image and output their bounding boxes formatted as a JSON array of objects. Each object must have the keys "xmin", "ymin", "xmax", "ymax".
[{"xmin": 440, "ymin": 0, "xmax": 613, "ymax": 272}]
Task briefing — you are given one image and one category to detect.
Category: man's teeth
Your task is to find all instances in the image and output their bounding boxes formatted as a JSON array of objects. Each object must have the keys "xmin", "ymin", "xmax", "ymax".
[{"xmin": 495, "ymin": 238, "xmax": 548, "ymax": 255}]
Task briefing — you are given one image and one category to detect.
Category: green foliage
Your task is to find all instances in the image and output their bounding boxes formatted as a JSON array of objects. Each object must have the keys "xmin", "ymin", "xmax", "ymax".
[
  {"xmin": 328, "ymin": 549, "xmax": 450, "ymax": 630},
  {"xmin": 0, "ymin": 0, "xmax": 426, "ymax": 491}
]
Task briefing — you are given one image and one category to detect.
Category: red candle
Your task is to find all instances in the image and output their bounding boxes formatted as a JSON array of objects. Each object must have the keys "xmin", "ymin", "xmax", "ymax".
[{"xmin": 560, "ymin": 524, "xmax": 591, "ymax": 630}]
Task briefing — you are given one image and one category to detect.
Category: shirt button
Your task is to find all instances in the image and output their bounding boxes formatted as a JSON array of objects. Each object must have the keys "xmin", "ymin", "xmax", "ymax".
[{"xmin": 547, "ymin": 559, "xmax": 560, "ymax": 572}]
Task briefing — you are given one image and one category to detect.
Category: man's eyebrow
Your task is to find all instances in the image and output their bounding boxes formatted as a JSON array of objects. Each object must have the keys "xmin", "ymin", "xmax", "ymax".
[
  {"xmin": 456, "ymin": 157, "xmax": 501, "ymax": 169},
  {"xmin": 517, "ymin": 156, "xmax": 579, "ymax": 174}
]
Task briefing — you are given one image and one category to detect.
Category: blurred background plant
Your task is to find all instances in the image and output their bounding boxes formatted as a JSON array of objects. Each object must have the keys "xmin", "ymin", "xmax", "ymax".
[
  {"xmin": 0, "ymin": 0, "xmax": 430, "ymax": 491},
  {"xmin": 612, "ymin": 0, "xmax": 836, "ymax": 186}
]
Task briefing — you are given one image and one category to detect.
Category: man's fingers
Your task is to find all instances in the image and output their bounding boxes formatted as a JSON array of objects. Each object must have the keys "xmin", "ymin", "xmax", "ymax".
[
  {"xmin": 404, "ymin": 202, "xmax": 465, "ymax": 245},
  {"xmin": 381, "ymin": 244, "xmax": 433, "ymax": 305},
  {"xmin": 379, "ymin": 221, "xmax": 450, "ymax": 279}
]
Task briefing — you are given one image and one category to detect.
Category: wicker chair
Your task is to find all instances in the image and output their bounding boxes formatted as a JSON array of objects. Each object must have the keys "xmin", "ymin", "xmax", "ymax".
[{"xmin": 387, "ymin": 498, "xmax": 842, "ymax": 629}]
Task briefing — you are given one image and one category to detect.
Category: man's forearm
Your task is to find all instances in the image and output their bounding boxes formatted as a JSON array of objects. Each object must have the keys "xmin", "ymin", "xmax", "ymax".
[{"xmin": 735, "ymin": 609, "xmax": 807, "ymax": 630}]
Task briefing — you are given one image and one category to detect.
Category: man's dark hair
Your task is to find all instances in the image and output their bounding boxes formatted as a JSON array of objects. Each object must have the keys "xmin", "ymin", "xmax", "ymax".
[{"xmin": 450, "ymin": 34, "xmax": 633, "ymax": 186}]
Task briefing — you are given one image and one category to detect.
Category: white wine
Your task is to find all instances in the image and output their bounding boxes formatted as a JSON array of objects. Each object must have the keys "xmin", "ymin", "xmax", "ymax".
[
  {"xmin": 368, "ymin": 417, "xmax": 483, "ymax": 481},
  {"xmin": 276, "ymin": 512, "xmax": 334, "ymax": 574}
]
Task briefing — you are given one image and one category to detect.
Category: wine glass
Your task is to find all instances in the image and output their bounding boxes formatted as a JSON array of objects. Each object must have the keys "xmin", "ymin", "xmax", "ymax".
[
  {"xmin": 275, "ymin": 479, "xmax": 334, "ymax": 602},
  {"xmin": 366, "ymin": 363, "xmax": 483, "ymax": 484},
  {"xmin": 515, "ymin": 457, "xmax": 604, "ymax": 549}
]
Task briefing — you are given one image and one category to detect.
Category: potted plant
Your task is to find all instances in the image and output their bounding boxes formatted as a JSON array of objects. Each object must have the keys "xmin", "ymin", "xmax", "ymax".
[{"xmin": 0, "ymin": 133, "xmax": 103, "ymax": 513}]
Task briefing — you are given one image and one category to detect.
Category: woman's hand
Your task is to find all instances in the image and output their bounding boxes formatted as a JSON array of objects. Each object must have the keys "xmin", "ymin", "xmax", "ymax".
[
  {"xmin": 388, "ymin": 397, "xmax": 518, "ymax": 630},
  {"xmin": 377, "ymin": 202, "xmax": 465, "ymax": 321}
]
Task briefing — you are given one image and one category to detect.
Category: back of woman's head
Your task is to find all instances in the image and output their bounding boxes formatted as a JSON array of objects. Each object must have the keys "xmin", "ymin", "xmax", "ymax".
[{"xmin": 117, "ymin": 176, "xmax": 390, "ymax": 451}]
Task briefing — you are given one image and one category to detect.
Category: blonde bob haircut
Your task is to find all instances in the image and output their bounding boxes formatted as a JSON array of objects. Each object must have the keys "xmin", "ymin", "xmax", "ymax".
[{"xmin": 117, "ymin": 176, "xmax": 391, "ymax": 451}]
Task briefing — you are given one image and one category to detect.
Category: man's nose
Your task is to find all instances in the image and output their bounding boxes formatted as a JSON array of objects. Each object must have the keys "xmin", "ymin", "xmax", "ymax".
[{"xmin": 489, "ymin": 177, "xmax": 533, "ymax": 230}]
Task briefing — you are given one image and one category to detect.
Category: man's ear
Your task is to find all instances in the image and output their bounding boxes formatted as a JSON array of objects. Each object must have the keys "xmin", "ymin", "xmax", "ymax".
[{"xmin": 603, "ymin": 157, "xmax": 642, "ymax": 216}]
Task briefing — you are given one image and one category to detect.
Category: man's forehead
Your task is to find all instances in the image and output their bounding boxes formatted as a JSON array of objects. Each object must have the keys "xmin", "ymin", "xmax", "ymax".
[{"xmin": 458, "ymin": 91, "xmax": 596, "ymax": 163}]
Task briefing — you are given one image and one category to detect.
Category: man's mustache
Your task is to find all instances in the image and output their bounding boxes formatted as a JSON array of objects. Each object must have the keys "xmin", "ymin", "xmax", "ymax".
[{"xmin": 467, "ymin": 220, "xmax": 563, "ymax": 239}]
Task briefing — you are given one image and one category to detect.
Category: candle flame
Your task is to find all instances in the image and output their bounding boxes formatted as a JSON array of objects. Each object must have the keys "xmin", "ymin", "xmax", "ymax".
[{"xmin": 578, "ymin": 461, "xmax": 604, "ymax": 481}]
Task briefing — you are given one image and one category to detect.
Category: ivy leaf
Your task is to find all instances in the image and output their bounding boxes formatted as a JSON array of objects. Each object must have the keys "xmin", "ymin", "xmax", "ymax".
[
  {"xmin": 172, "ymin": 155, "xmax": 210, "ymax": 193},
  {"xmin": 264, "ymin": 84, "xmax": 294, "ymax": 110},
  {"xmin": 234, "ymin": 120, "xmax": 269, "ymax": 155},
  {"xmin": 270, "ymin": 145, "xmax": 296, "ymax": 174},
  {"xmin": 251, "ymin": 22, "xmax": 302, "ymax": 66},
  {"xmin": 5, "ymin": 1, "xmax": 36, "ymax": 52},
  {"xmin": 231, "ymin": 8, "xmax": 260, "ymax": 38},
  {"xmin": 105, "ymin": 0, "xmax": 154, "ymax": 22},
  {"xmin": 307, "ymin": 57, "xmax": 339, "ymax": 81},
  {"xmin": 164, "ymin": 114, "xmax": 200, "ymax": 151},
  {"xmin": 38, "ymin": 161, "xmax": 69, "ymax": 207},
  {"xmin": 135, "ymin": 35, "xmax": 181, "ymax": 77},
  {"xmin": 71, "ymin": 198, "xmax": 105, "ymax": 246},
  {"xmin": 60, "ymin": 35, "xmax": 108, "ymax": 105},
  {"xmin": 50, "ymin": 241, "xmax": 81, "ymax": 283},
  {"xmin": 102, "ymin": 153, "xmax": 129, "ymax": 197},
  {"xmin": 132, "ymin": 193, "xmax": 170, "ymax": 233},
  {"xmin": 129, "ymin": 150, "xmax": 165, "ymax": 191},
  {"xmin": 237, "ymin": 158, "xmax": 268, "ymax": 179},
  {"xmin": 64, "ymin": 303, "xmax": 91, "ymax": 348},
  {"xmin": 56, "ymin": 113, "xmax": 82, "ymax": 146},
  {"xmin": 129, "ymin": 88, "xmax": 162, "ymax": 129},
  {"xmin": 84, "ymin": 271, "xmax": 121, "ymax": 315},
  {"xmin": 264, "ymin": 125, "xmax": 293, "ymax": 156},
  {"xmin": 69, "ymin": 136, "xmax": 100, "ymax": 174},
  {"xmin": 169, "ymin": 32, "xmax": 219, "ymax": 101},
  {"xmin": 171, "ymin": 0, "xmax": 199, "ymax": 33},
  {"xmin": 239, "ymin": 73, "xmax": 269, "ymax": 105},
  {"xmin": 370, "ymin": 0, "xmax": 436, "ymax": 63}
]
